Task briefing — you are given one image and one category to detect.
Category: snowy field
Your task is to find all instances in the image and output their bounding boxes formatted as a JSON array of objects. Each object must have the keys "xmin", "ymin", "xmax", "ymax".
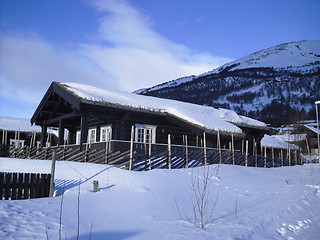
[{"xmin": 1, "ymin": 158, "xmax": 320, "ymax": 240}]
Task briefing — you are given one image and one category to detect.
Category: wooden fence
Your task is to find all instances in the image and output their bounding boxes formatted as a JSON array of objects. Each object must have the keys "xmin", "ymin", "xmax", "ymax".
[
  {"xmin": 0, "ymin": 172, "xmax": 51, "ymax": 200},
  {"xmin": 1, "ymin": 137, "xmax": 303, "ymax": 172}
]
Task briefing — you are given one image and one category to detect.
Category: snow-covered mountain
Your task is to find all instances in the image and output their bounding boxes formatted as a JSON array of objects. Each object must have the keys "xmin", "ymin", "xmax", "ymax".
[{"xmin": 136, "ymin": 40, "xmax": 320, "ymax": 126}]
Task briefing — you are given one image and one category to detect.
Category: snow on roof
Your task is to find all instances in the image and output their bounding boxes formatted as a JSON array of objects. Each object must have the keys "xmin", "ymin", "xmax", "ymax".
[
  {"xmin": 0, "ymin": 116, "xmax": 41, "ymax": 132},
  {"xmin": 305, "ymin": 125, "xmax": 320, "ymax": 135},
  {"xmin": 63, "ymin": 82, "xmax": 267, "ymax": 134},
  {"xmin": 261, "ymin": 134, "xmax": 300, "ymax": 150},
  {"xmin": 273, "ymin": 134, "xmax": 307, "ymax": 142}
]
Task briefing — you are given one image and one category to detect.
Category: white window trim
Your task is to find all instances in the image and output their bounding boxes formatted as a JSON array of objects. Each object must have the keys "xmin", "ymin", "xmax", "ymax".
[
  {"xmin": 134, "ymin": 124, "xmax": 157, "ymax": 143},
  {"xmin": 100, "ymin": 125, "xmax": 112, "ymax": 142},
  {"xmin": 76, "ymin": 127, "xmax": 97, "ymax": 145},
  {"xmin": 76, "ymin": 130, "xmax": 81, "ymax": 145},
  {"xmin": 88, "ymin": 127, "xmax": 97, "ymax": 143}
]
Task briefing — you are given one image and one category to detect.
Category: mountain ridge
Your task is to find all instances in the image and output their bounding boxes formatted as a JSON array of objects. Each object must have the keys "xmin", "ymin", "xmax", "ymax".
[{"xmin": 136, "ymin": 40, "xmax": 320, "ymax": 126}]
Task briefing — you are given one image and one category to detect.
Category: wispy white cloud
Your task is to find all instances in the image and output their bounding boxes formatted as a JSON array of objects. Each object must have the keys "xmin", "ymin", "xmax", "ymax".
[{"xmin": 0, "ymin": 0, "xmax": 231, "ymax": 116}]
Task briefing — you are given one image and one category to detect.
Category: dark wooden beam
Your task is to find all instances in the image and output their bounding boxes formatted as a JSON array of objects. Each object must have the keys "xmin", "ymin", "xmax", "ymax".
[
  {"xmin": 80, "ymin": 114, "xmax": 89, "ymax": 151},
  {"xmin": 48, "ymin": 97, "xmax": 62, "ymax": 120},
  {"xmin": 44, "ymin": 112, "xmax": 80, "ymax": 125},
  {"xmin": 58, "ymin": 119, "xmax": 64, "ymax": 146},
  {"xmin": 41, "ymin": 125, "xmax": 47, "ymax": 148}
]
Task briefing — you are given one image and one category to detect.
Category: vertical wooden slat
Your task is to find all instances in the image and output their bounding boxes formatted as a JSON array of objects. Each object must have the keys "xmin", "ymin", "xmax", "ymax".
[
  {"xmin": 11, "ymin": 173, "xmax": 18, "ymax": 200},
  {"xmin": 30, "ymin": 173, "xmax": 35, "ymax": 199},
  {"xmin": 35, "ymin": 173, "xmax": 42, "ymax": 198},
  {"xmin": 2, "ymin": 129, "xmax": 5, "ymax": 145},
  {"xmin": 5, "ymin": 130, "xmax": 8, "ymax": 146},
  {"xmin": 241, "ymin": 140, "xmax": 244, "ymax": 154},
  {"xmin": 17, "ymin": 173, "xmax": 23, "ymax": 199},
  {"xmin": 40, "ymin": 174, "xmax": 47, "ymax": 198},
  {"xmin": 46, "ymin": 174, "xmax": 51, "ymax": 197},
  {"xmin": 23, "ymin": 173, "xmax": 30, "ymax": 199},
  {"xmin": 0, "ymin": 172, "xmax": 4, "ymax": 200},
  {"xmin": 5, "ymin": 172, "xmax": 11, "ymax": 200}
]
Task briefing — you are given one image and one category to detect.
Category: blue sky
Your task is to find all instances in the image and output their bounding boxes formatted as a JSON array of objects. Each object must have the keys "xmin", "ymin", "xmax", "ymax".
[{"xmin": 1, "ymin": 0, "xmax": 320, "ymax": 119}]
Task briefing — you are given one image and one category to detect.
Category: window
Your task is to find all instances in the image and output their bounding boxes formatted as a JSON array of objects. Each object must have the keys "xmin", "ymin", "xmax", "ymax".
[
  {"xmin": 76, "ymin": 127, "xmax": 97, "ymax": 145},
  {"xmin": 9, "ymin": 139, "xmax": 25, "ymax": 148},
  {"xmin": 135, "ymin": 124, "xmax": 156, "ymax": 143},
  {"xmin": 88, "ymin": 128, "xmax": 96, "ymax": 143},
  {"xmin": 100, "ymin": 125, "xmax": 112, "ymax": 142}
]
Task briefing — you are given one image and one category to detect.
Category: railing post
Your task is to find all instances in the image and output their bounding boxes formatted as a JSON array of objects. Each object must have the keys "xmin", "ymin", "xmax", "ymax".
[
  {"xmin": 264, "ymin": 146, "xmax": 267, "ymax": 168},
  {"xmin": 184, "ymin": 135, "xmax": 189, "ymax": 168},
  {"xmin": 49, "ymin": 150, "xmax": 56, "ymax": 197},
  {"xmin": 217, "ymin": 131, "xmax": 222, "ymax": 164},
  {"xmin": 272, "ymin": 147, "xmax": 275, "ymax": 167},
  {"xmin": 129, "ymin": 126, "xmax": 134, "ymax": 170},
  {"xmin": 148, "ymin": 132, "xmax": 152, "ymax": 171},
  {"xmin": 203, "ymin": 132, "xmax": 207, "ymax": 165},
  {"xmin": 253, "ymin": 138, "xmax": 257, "ymax": 167},
  {"xmin": 232, "ymin": 134, "xmax": 235, "ymax": 165},
  {"xmin": 245, "ymin": 140, "xmax": 248, "ymax": 167}
]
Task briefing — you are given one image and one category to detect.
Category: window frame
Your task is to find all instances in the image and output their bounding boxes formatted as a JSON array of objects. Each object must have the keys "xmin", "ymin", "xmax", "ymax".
[
  {"xmin": 100, "ymin": 125, "xmax": 112, "ymax": 142},
  {"xmin": 134, "ymin": 124, "xmax": 157, "ymax": 144},
  {"xmin": 76, "ymin": 127, "xmax": 97, "ymax": 145}
]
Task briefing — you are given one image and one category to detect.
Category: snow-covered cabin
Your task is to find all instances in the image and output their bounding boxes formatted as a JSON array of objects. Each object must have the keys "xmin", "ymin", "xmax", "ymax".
[
  {"xmin": 31, "ymin": 82, "xmax": 270, "ymax": 150},
  {"xmin": 278, "ymin": 120, "xmax": 319, "ymax": 153},
  {"xmin": 261, "ymin": 134, "xmax": 301, "ymax": 151}
]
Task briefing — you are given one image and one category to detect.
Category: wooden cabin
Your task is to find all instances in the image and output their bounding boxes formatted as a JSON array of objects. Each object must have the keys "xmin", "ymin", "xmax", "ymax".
[{"xmin": 31, "ymin": 82, "xmax": 270, "ymax": 152}]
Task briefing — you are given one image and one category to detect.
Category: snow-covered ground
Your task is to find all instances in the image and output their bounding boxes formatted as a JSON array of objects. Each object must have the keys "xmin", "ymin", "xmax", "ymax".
[{"xmin": 1, "ymin": 158, "xmax": 320, "ymax": 240}]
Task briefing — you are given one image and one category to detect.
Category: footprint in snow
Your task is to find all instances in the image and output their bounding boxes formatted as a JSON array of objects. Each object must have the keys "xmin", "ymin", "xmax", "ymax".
[{"xmin": 276, "ymin": 227, "xmax": 286, "ymax": 236}]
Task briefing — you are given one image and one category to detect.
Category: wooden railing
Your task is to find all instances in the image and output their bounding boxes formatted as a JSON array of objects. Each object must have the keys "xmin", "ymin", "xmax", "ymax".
[{"xmin": 0, "ymin": 139, "xmax": 303, "ymax": 171}]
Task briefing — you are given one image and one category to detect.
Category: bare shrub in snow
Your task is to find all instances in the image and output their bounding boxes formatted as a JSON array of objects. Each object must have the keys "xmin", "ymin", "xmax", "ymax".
[{"xmin": 190, "ymin": 165, "xmax": 219, "ymax": 228}]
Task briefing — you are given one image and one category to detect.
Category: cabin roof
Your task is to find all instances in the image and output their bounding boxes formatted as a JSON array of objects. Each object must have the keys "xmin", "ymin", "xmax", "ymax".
[
  {"xmin": 261, "ymin": 134, "xmax": 301, "ymax": 150},
  {"xmin": 31, "ymin": 82, "xmax": 268, "ymax": 135}
]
